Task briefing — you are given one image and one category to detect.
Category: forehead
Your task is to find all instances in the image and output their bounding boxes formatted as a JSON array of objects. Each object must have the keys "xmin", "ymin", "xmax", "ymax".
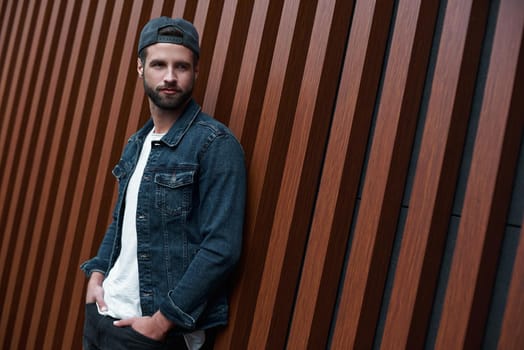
[{"xmin": 145, "ymin": 42, "xmax": 194, "ymax": 62}]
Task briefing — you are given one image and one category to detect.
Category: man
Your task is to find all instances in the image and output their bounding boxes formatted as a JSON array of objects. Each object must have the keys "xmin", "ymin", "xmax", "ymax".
[{"xmin": 81, "ymin": 17, "xmax": 246, "ymax": 350}]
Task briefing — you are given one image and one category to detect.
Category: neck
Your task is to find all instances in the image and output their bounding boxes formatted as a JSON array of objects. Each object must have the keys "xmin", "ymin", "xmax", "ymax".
[{"xmin": 149, "ymin": 102, "xmax": 185, "ymax": 134}]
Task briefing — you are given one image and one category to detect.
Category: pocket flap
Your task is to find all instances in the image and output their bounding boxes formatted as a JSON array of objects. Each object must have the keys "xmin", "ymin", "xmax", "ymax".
[{"xmin": 154, "ymin": 171, "xmax": 195, "ymax": 189}]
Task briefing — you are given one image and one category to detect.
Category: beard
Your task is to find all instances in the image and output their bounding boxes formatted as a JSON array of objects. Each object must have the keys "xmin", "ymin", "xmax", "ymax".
[{"xmin": 143, "ymin": 78, "xmax": 193, "ymax": 111}]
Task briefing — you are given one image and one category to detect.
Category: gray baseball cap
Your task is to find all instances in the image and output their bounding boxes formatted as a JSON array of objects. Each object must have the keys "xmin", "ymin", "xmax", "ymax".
[{"xmin": 137, "ymin": 17, "xmax": 200, "ymax": 57}]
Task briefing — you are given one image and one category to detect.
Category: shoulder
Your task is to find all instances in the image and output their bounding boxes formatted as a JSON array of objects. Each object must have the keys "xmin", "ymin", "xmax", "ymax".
[
  {"xmin": 191, "ymin": 113, "xmax": 244, "ymax": 159},
  {"xmin": 194, "ymin": 112, "xmax": 235, "ymax": 137}
]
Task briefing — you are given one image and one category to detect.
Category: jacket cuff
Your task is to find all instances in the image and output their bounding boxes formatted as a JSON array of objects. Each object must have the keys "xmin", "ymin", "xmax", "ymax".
[
  {"xmin": 80, "ymin": 258, "xmax": 108, "ymax": 278},
  {"xmin": 159, "ymin": 291, "xmax": 207, "ymax": 330}
]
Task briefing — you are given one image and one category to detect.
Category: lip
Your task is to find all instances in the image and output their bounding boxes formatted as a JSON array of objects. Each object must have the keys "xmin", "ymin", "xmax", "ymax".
[{"xmin": 160, "ymin": 88, "xmax": 178, "ymax": 95}]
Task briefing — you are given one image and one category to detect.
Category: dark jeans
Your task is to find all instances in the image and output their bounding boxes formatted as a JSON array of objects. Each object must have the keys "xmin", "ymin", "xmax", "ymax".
[{"xmin": 83, "ymin": 303, "xmax": 215, "ymax": 350}]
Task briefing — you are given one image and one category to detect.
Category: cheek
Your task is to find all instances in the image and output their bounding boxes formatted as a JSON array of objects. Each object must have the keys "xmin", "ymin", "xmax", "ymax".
[{"xmin": 180, "ymin": 73, "xmax": 196, "ymax": 89}]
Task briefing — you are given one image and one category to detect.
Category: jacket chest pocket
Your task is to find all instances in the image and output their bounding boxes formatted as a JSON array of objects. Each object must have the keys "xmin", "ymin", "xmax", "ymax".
[{"xmin": 154, "ymin": 168, "xmax": 196, "ymax": 219}]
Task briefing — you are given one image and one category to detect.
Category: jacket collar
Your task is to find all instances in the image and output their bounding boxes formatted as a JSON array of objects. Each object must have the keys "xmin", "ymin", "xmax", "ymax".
[{"xmin": 135, "ymin": 99, "xmax": 201, "ymax": 147}]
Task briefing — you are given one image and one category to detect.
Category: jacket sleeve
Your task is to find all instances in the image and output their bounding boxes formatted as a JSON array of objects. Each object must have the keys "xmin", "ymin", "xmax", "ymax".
[
  {"xmin": 159, "ymin": 132, "xmax": 246, "ymax": 329},
  {"xmin": 80, "ymin": 174, "xmax": 123, "ymax": 277},
  {"xmin": 80, "ymin": 219, "xmax": 117, "ymax": 277}
]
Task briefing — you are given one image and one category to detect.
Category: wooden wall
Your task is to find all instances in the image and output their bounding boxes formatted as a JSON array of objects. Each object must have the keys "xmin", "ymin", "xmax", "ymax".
[{"xmin": 0, "ymin": 0, "xmax": 522, "ymax": 349}]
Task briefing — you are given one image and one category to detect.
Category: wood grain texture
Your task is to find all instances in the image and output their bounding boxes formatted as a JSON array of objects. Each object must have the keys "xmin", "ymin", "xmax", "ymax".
[
  {"xmin": 246, "ymin": 0, "xmax": 351, "ymax": 348},
  {"xmin": 498, "ymin": 222, "xmax": 524, "ymax": 349},
  {"xmin": 435, "ymin": 0, "xmax": 524, "ymax": 347},
  {"xmin": 380, "ymin": 0, "xmax": 489, "ymax": 348},
  {"xmin": 331, "ymin": 0, "xmax": 440, "ymax": 347},
  {"xmin": 286, "ymin": 0, "xmax": 393, "ymax": 348}
]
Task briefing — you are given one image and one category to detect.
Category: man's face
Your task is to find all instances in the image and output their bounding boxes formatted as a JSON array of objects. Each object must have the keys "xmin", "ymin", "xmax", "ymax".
[{"xmin": 138, "ymin": 43, "xmax": 198, "ymax": 111}]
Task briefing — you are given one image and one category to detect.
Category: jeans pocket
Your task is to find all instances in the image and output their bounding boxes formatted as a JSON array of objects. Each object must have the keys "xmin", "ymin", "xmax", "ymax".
[{"xmin": 123, "ymin": 326, "xmax": 165, "ymax": 349}]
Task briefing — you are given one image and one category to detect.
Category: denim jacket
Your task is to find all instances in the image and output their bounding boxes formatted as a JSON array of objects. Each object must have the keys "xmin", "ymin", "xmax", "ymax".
[{"xmin": 81, "ymin": 99, "xmax": 246, "ymax": 331}]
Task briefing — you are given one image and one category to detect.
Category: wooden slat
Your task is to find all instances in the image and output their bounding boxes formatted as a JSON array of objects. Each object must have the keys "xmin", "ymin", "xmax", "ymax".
[
  {"xmin": 0, "ymin": 0, "xmax": 16, "ymax": 99},
  {"xmin": 0, "ymin": 1, "xmax": 61, "ymax": 347},
  {"xmin": 211, "ymin": 0, "xmax": 254, "ymax": 126},
  {"xmin": 202, "ymin": 0, "xmax": 238, "ymax": 117},
  {"xmin": 0, "ymin": 0, "xmax": 26, "ymax": 163},
  {"xmin": 6, "ymin": 2, "xmax": 92, "ymax": 348},
  {"xmin": 217, "ymin": 0, "xmax": 314, "ymax": 348},
  {"xmin": 330, "ymin": 0, "xmax": 440, "ymax": 348},
  {"xmin": 286, "ymin": 0, "xmax": 394, "ymax": 348},
  {"xmin": 246, "ymin": 0, "xmax": 351, "ymax": 348},
  {"xmin": 380, "ymin": 0, "xmax": 488, "ymax": 348},
  {"xmin": 435, "ymin": 0, "xmax": 524, "ymax": 347},
  {"xmin": 192, "ymin": 0, "xmax": 223, "ymax": 103},
  {"xmin": 0, "ymin": 0, "xmax": 41, "ymax": 291},
  {"xmin": 226, "ymin": 0, "xmax": 274, "ymax": 160},
  {"xmin": 498, "ymin": 223, "xmax": 524, "ymax": 349},
  {"xmin": 214, "ymin": 1, "xmax": 275, "ymax": 348},
  {"xmin": 18, "ymin": 1, "xmax": 112, "ymax": 347}
]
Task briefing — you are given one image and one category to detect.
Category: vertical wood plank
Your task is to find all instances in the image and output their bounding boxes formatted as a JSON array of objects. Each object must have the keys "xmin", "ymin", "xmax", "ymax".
[
  {"xmin": 331, "ymin": 0, "xmax": 440, "ymax": 348},
  {"xmin": 0, "ymin": 0, "xmax": 46, "ymax": 303},
  {"xmin": 213, "ymin": 1, "xmax": 277, "ymax": 348},
  {"xmin": 225, "ymin": 0, "xmax": 275, "ymax": 160},
  {"xmin": 0, "ymin": 1, "xmax": 62, "ymax": 347},
  {"xmin": 212, "ymin": 0, "xmax": 254, "ymax": 126},
  {"xmin": 19, "ymin": 1, "xmax": 112, "ymax": 347},
  {"xmin": 6, "ymin": 2, "xmax": 92, "ymax": 348},
  {"xmin": 286, "ymin": 0, "xmax": 394, "ymax": 348},
  {"xmin": 216, "ymin": 0, "xmax": 306, "ymax": 347},
  {"xmin": 380, "ymin": 0, "xmax": 489, "ymax": 348},
  {"xmin": 246, "ymin": 0, "xmax": 351, "ymax": 348},
  {"xmin": 0, "ymin": 0, "xmax": 41, "ymax": 292},
  {"xmin": 201, "ymin": 0, "xmax": 238, "ymax": 116},
  {"xmin": 435, "ymin": 0, "xmax": 524, "ymax": 347},
  {"xmin": 0, "ymin": 0, "xmax": 26, "ymax": 161},
  {"xmin": 192, "ymin": 0, "xmax": 223, "ymax": 103},
  {"xmin": 498, "ymin": 223, "xmax": 524, "ymax": 349}
]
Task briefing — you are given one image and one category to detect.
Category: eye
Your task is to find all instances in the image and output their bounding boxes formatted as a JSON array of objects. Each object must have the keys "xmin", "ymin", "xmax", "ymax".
[
  {"xmin": 176, "ymin": 63, "xmax": 188, "ymax": 70},
  {"xmin": 149, "ymin": 60, "xmax": 165, "ymax": 68}
]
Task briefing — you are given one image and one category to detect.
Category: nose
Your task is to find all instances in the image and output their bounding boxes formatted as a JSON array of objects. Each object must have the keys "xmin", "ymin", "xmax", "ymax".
[{"xmin": 164, "ymin": 67, "xmax": 177, "ymax": 83}]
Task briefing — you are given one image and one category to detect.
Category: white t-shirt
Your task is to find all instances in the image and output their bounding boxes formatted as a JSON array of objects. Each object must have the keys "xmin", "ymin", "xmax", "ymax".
[{"xmin": 100, "ymin": 129, "xmax": 205, "ymax": 349}]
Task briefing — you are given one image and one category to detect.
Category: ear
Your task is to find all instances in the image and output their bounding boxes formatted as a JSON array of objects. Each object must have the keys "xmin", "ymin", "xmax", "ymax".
[
  {"xmin": 137, "ymin": 57, "xmax": 144, "ymax": 77},
  {"xmin": 194, "ymin": 62, "xmax": 199, "ymax": 80}
]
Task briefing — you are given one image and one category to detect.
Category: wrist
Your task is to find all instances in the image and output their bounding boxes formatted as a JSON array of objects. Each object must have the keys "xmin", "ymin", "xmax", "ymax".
[
  {"xmin": 152, "ymin": 311, "xmax": 175, "ymax": 333},
  {"xmin": 89, "ymin": 271, "xmax": 105, "ymax": 285}
]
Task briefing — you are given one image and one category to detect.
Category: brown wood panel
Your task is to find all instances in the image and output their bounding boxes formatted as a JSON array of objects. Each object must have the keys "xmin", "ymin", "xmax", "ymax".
[
  {"xmin": 0, "ymin": 0, "xmax": 17, "ymax": 102},
  {"xmin": 214, "ymin": 1, "xmax": 277, "ymax": 348},
  {"xmin": 0, "ymin": 0, "xmax": 48, "ymax": 304},
  {"xmin": 192, "ymin": 0, "xmax": 224, "ymax": 104},
  {"xmin": 498, "ymin": 223, "xmax": 524, "ymax": 349},
  {"xmin": 201, "ymin": 0, "xmax": 238, "ymax": 117},
  {"xmin": 246, "ymin": 0, "xmax": 352, "ymax": 348},
  {"xmin": 0, "ymin": 0, "xmax": 42, "ymax": 291},
  {"xmin": 435, "ymin": 0, "xmax": 524, "ymax": 347},
  {"xmin": 4, "ymin": 2, "xmax": 92, "ymax": 348},
  {"xmin": 22, "ymin": 2, "xmax": 119, "ymax": 348},
  {"xmin": 217, "ymin": 0, "xmax": 305, "ymax": 347},
  {"xmin": 380, "ymin": 0, "xmax": 489, "ymax": 348},
  {"xmin": 331, "ymin": 0, "xmax": 440, "ymax": 348},
  {"xmin": 0, "ymin": 1, "xmax": 63, "ymax": 347},
  {"xmin": 0, "ymin": 0, "xmax": 26, "ymax": 163},
  {"xmin": 211, "ymin": 0, "xmax": 254, "ymax": 126},
  {"xmin": 226, "ymin": 0, "xmax": 278, "ymax": 162},
  {"xmin": 286, "ymin": 0, "xmax": 394, "ymax": 348}
]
